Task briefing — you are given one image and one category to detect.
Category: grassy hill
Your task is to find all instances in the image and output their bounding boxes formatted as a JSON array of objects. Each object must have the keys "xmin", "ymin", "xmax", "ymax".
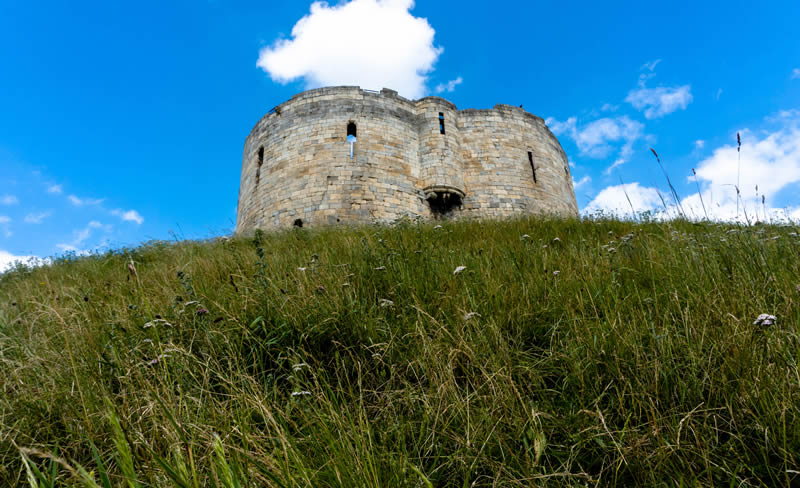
[{"xmin": 1, "ymin": 217, "xmax": 799, "ymax": 487}]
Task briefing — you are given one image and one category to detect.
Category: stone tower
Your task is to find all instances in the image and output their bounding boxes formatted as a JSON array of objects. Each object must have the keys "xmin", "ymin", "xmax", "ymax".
[{"xmin": 236, "ymin": 86, "xmax": 578, "ymax": 232}]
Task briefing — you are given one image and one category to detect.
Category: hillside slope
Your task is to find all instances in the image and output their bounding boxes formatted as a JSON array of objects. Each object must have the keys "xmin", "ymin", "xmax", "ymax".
[{"xmin": 1, "ymin": 217, "xmax": 799, "ymax": 486}]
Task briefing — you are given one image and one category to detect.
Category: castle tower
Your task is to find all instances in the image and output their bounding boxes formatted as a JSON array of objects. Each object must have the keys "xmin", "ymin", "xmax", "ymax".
[{"xmin": 235, "ymin": 87, "xmax": 577, "ymax": 233}]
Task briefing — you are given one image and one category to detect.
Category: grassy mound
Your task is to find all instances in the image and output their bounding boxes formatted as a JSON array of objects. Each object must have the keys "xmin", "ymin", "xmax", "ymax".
[{"xmin": 1, "ymin": 217, "xmax": 799, "ymax": 486}]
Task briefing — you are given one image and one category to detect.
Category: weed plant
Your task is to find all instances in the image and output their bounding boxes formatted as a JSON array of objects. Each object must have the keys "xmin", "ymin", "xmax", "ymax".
[{"xmin": 1, "ymin": 216, "xmax": 799, "ymax": 486}]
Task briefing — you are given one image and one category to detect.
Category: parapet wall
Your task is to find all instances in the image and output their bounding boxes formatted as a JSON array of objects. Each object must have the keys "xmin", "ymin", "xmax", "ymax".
[{"xmin": 236, "ymin": 86, "xmax": 577, "ymax": 232}]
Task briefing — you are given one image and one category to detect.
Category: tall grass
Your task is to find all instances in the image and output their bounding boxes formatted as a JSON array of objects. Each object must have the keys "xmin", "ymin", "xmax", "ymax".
[{"xmin": 1, "ymin": 216, "xmax": 799, "ymax": 486}]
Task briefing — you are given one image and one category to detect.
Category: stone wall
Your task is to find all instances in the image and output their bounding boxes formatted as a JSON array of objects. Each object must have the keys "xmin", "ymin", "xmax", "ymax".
[{"xmin": 236, "ymin": 86, "xmax": 577, "ymax": 233}]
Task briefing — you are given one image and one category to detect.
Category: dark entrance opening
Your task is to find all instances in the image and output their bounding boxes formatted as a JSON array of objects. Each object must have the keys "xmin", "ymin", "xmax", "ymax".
[
  {"xmin": 426, "ymin": 191, "xmax": 462, "ymax": 217},
  {"xmin": 293, "ymin": 218, "xmax": 303, "ymax": 228}
]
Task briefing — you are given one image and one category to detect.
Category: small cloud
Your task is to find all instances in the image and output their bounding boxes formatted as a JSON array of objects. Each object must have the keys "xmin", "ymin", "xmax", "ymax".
[
  {"xmin": 56, "ymin": 220, "xmax": 111, "ymax": 253},
  {"xmin": 68, "ymin": 194, "xmax": 104, "ymax": 206},
  {"xmin": 626, "ymin": 77, "xmax": 693, "ymax": 119},
  {"xmin": 111, "ymin": 209, "xmax": 144, "ymax": 225},
  {"xmin": 24, "ymin": 212, "xmax": 51, "ymax": 224},
  {"xmin": 434, "ymin": 76, "xmax": 463, "ymax": 94},
  {"xmin": 695, "ymin": 140, "xmax": 705, "ymax": 149},
  {"xmin": 47, "ymin": 184, "xmax": 63, "ymax": 194},
  {"xmin": 1, "ymin": 195, "xmax": 18, "ymax": 205},
  {"xmin": 0, "ymin": 216, "xmax": 9, "ymax": 224},
  {"xmin": 600, "ymin": 103, "xmax": 618, "ymax": 112},
  {"xmin": 604, "ymin": 158, "xmax": 627, "ymax": 175},
  {"xmin": 715, "ymin": 88, "xmax": 723, "ymax": 101},
  {"xmin": 572, "ymin": 175, "xmax": 591, "ymax": 189},
  {"xmin": 792, "ymin": 68, "xmax": 800, "ymax": 80},
  {"xmin": 641, "ymin": 59, "xmax": 661, "ymax": 71}
]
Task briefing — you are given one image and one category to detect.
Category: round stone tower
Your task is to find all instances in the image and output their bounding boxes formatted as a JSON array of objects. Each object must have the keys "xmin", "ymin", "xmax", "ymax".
[{"xmin": 236, "ymin": 86, "xmax": 577, "ymax": 232}]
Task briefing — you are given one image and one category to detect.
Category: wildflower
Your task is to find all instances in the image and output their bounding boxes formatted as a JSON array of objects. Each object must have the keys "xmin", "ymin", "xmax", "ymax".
[
  {"xmin": 752, "ymin": 314, "xmax": 777, "ymax": 327},
  {"xmin": 291, "ymin": 391, "xmax": 311, "ymax": 397},
  {"xmin": 521, "ymin": 234, "xmax": 530, "ymax": 239},
  {"xmin": 607, "ymin": 247, "xmax": 616, "ymax": 254},
  {"xmin": 143, "ymin": 318, "xmax": 172, "ymax": 328},
  {"xmin": 433, "ymin": 225, "xmax": 442, "ymax": 230},
  {"xmin": 146, "ymin": 354, "xmax": 170, "ymax": 366},
  {"xmin": 463, "ymin": 312, "xmax": 480, "ymax": 321},
  {"xmin": 453, "ymin": 265, "xmax": 466, "ymax": 275},
  {"xmin": 379, "ymin": 298, "xmax": 394, "ymax": 307},
  {"xmin": 297, "ymin": 267, "xmax": 307, "ymax": 272},
  {"xmin": 552, "ymin": 237, "xmax": 561, "ymax": 243},
  {"xmin": 196, "ymin": 308, "xmax": 208, "ymax": 316},
  {"xmin": 553, "ymin": 270, "xmax": 560, "ymax": 276}
]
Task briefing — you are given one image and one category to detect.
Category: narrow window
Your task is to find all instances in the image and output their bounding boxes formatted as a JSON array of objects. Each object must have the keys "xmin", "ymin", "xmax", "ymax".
[
  {"xmin": 564, "ymin": 165, "xmax": 569, "ymax": 176},
  {"xmin": 256, "ymin": 146, "xmax": 264, "ymax": 186},
  {"xmin": 438, "ymin": 112, "xmax": 445, "ymax": 134},
  {"xmin": 346, "ymin": 122, "xmax": 357, "ymax": 159},
  {"xmin": 528, "ymin": 151, "xmax": 537, "ymax": 183}
]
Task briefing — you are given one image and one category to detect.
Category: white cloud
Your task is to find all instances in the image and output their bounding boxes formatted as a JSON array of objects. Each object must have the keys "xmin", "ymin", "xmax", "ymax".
[
  {"xmin": 434, "ymin": 76, "xmax": 463, "ymax": 94},
  {"xmin": 626, "ymin": 77, "xmax": 693, "ymax": 119},
  {"xmin": 694, "ymin": 140, "xmax": 705, "ymax": 149},
  {"xmin": 584, "ymin": 183, "xmax": 664, "ymax": 217},
  {"xmin": 682, "ymin": 112, "xmax": 800, "ymax": 221},
  {"xmin": 56, "ymin": 221, "xmax": 110, "ymax": 254},
  {"xmin": 24, "ymin": 212, "xmax": 50, "ymax": 224},
  {"xmin": 604, "ymin": 158, "xmax": 627, "ymax": 175},
  {"xmin": 600, "ymin": 103, "xmax": 618, "ymax": 112},
  {"xmin": 551, "ymin": 115, "xmax": 644, "ymax": 160},
  {"xmin": 641, "ymin": 59, "xmax": 661, "ymax": 71},
  {"xmin": 792, "ymin": 68, "xmax": 800, "ymax": 80},
  {"xmin": 111, "ymin": 209, "xmax": 144, "ymax": 225},
  {"xmin": 0, "ymin": 250, "xmax": 46, "ymax": 273},
  {"xmin": 68, "ymin": 194, "xmax": 104, "ymax": 206},
  {"xmin": 572, "ymin": 175, "xmax": 591, "ymax": 190},
  {"xmin": 256, "ymin": 0, "xmax": 442, "ymax": 99},
  {"xmin": 47, "ymin": 184, "xmax": 63, "ymax": 194},
  {"xmin": 1, "ymin": 195, "xmax": 18, "ymax": 205},
  {"xmin": 716, "ymin": 88, "xmax": 723, "ymax": 101}
]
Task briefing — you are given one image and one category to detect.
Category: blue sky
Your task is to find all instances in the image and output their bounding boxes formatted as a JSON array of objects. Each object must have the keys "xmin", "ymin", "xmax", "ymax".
[{"xmin": 2, "ymin": 0, "xmax": 800, "ymax": 269}]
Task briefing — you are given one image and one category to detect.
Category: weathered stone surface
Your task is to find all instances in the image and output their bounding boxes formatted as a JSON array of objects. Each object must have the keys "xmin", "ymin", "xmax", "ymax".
[{"xmin": 235, "ymin": 86, "xmax": 578, "ymax": 232}]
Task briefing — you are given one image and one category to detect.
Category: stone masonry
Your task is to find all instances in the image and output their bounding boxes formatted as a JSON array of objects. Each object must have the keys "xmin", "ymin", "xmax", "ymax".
[{"xmin": 236, "ymin": 86, "xmax": 578, "ymax": 232}]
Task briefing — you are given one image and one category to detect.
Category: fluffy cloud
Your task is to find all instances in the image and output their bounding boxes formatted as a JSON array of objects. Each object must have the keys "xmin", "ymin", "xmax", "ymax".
[
  {"xmin": 694, "ymin": 140, "xmax": 705, "ymax": 149},
  {"xmin": 68, "ymin": 194, "xmax": 104, "ymax": 206},
  {"xmin": 792, "ymin": 68, "xmax": 800, "ymax": 80},
  {"xmin": 585, "ymin": 111, "xmax": 800, "ymax": 223},
  {"xmin": 0, "ymin": 250, "xmax": 46, "ymax": 273},
  {"xmin": 626, "ymin": 76, "xmax": 693, "ymax": 119},
  {"xmin": 547, "ymin": 115, "xmax": 644, "ymax": 160},
  {"xmin": 681, "ymin": 112, "xmax": 800, "ymax": 221},
  {"xmin": 24, "ymin": 212, "xmax": 50, "ymax": 224},
  {"xmin": 47, "ymin": 184, "xmax": 62, "ymax": 194},
  {"xmin": 1, "ymin": 195, "xmax": 18, "ymax": 205},
  {"xmin": 434, "ymin": 76, "xmax": 462, "ymax": 94},
  {"xmin": 257, "ymin": 0, "xmax": 442, "ymax": 99},
  {"xmin": 584, "ymin": 183, "xmax": 664, "ymax": 217},
  {"xmin": 111, "ymin": 209, "xmax": 144, "ymax": 225}
]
